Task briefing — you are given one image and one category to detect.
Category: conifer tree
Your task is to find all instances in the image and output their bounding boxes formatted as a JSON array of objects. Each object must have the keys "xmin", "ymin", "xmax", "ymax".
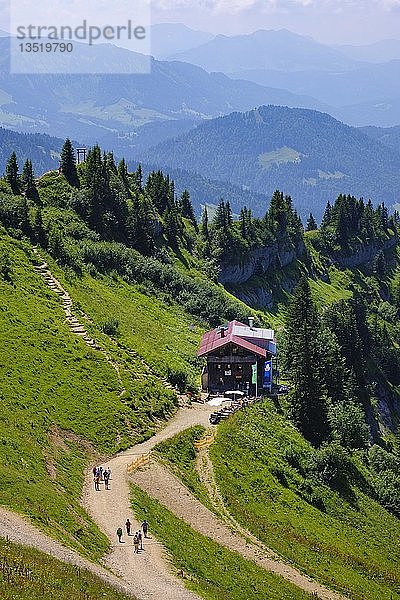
[
  {"xmin": 286, "ymin": 277, "xmax": 329, "ymax": 446},
  {"xmin": 201, "ymin": 207, "xmax": 209, "ymax": 242},
  {"xmin": 22, "ymin": 159, "xmax": 39, "ymax": 201},
  {"xmin": 306, "ymin": 213, "xmax": 318, "ymax": 231},
  {"xmin": 117, "ymin": 158, "xmax": 130, "ymax": 191},
  {"xmin": 5, "ymin": 151, "xmax": 20, "ymax": 195},
  {"xmin": 321, "ymin": 201, "xmax": 332, "ymax": 228},
  {"xmin": 180, "ymin": 190, "xmax": 197, "ymax": 229},
  {"xmin": 60, "ymin": 138, "xmax": 79, "ymax": 187}
]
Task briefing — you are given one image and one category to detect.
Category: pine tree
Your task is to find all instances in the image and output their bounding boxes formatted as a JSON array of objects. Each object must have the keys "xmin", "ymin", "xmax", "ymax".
[
  {"xmin": 180, "ymin": 190, "xmax": 197, "ymax": 230},
  {"xmin": 5, "ymin": 152, "xmax": 20, "ymax": 195},
  {"xmin": 201, "ymin": 207, "xmax": 209, "ymax": 241},
  {"xmin": 60, "ymin": 139, "xmax": 79, "ymax": 187},
  {"xmin": 22, "ymin": 159, "xmax": 39, "ymax": 202},
  {"xmin": 286, "ymin": 277, "xmax": 329, "ymax": 446},
  {"xmin": 117, "ymin": 158, "xmax": 130, "ymax": 191},
  {"xmin": 306, "ymin": 213, "xmax": 318, "ymax": 231},
  {"xmin": 321, "ymin": 201, "xmax": 332, "ymax": 228}
]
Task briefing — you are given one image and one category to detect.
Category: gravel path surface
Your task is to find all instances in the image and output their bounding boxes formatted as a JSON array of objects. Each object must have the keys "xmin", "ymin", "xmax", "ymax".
[
  {"xmin": 82, "ymin": 404, "xmax": 212, "ymax": 600},
  {"xmin": 131, "ymin": 459, "xmax": 348, "ymax": 600},
  {"xmin": 0, "ymin": 506, "xmax": 136, "ymax": 597}
]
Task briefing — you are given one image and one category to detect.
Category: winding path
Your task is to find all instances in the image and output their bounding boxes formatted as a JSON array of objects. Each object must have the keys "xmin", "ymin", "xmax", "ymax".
[
  {"xmin": 1, "ymin": 252, "xmax": 349, "ymax": 600},
  {"xmin": 0, "ymin": 507, "xmax": 136, "ymax": 598},
  {"xmin": 83, "ymin": 405, "xmax": 212, "ymax": 600}
]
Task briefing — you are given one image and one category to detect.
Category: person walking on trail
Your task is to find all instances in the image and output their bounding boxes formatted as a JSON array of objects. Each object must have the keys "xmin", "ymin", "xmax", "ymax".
[
  {"xmin": 142, "ymin": 520, "xmax": 149, "ymax": 538},
  {"xmin": 133, "ymin": 532, "xmax": 140, "ymax": 553},
  {"xmin": 106, "ymin": 467, "xmax": 111, "ymax": 480},
  {"xmin": 94, "ymin": 474, "xmax": 100, "ymax": 491},
  {"xmin": 125, "ymin": 519, "xmax": 132, "ymax": 536},
  {"xmin": 138, "ymin": 529, "xmax": 143, "ymax": 550},
  {"xmin": 117, "ymin": 527, "xmax": 123, "ymax": 543},
  {"xmin": 92, "ymin": 466, "xmax": 97, "ymax": 478},
  {"xmin": 104, "ymin": 469, "xmax": 110, "ymax": 490}
]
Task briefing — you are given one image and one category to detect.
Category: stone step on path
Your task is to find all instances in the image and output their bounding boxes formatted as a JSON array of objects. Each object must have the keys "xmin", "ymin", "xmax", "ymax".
[{"xmin": 32, "ymin": 248, "xmax": 126, "ymax": 397}]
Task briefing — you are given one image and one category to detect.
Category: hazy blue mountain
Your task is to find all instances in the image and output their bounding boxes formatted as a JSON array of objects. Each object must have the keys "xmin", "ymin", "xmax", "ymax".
[
  {"xmin": 142, "ymin": 105, "xmax": 400, "ymax": 219},
  {"xmin": 169, "ymin": 29, "xmax": 361, "ymax": 73},
  {"xmin": 0, "ymin": 127, "xmax": 64, "ymax": 174},
  {"xmin": 0, "ymin": 37, "xmax": 327, "ymax": 153},
  {"xmin": 228, "ymin": 60, "xmax": 400, "ymax": 109},
  {"xmin": 360, "ymin": 124, "xmax": 400, "ymax": 153},
  {"xmin": 335, "ymin": 39, "xmax": 400, "ymax": 63},
  {"xmin": 150, "ymin": 23, "xmax": 214, "ymax": 59},
  {"xmin": 336, "ymin": 97, "xmax": 400, "ymax": 128},
  {"xmin": 0, "ymin": 124, "xmax": 268, "ymax": 216}
]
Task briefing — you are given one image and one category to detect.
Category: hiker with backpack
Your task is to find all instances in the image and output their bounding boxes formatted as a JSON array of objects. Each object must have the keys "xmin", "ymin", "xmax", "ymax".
[
  {"xmin": 117, "ymin": 527, "xmax": 123, "ymax": 543},
  {"xmin": 138, "ymin": 529, "xmax": 143, "ymax": 550},
  {"xmin": 104, "ymin": 469, "xmax": 110, "ymax": 490},
  {"xmin": 133, "ymin": 532, "xmax": 140, "ymax": 553}
]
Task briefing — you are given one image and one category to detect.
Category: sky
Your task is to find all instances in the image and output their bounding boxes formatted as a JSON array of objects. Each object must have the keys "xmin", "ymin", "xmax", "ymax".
[
  {"xmin": 151, "ymin": 0, "xmax": 400, "ymax": 44},
  {"xmin": 2, "ymin": 0, "xmax": 400, "ymax": 45}
]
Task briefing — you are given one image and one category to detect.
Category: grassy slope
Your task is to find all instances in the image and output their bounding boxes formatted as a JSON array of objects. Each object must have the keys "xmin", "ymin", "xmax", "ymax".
[
  {"xmin": 0, "ymin": 537, "xmax": 133, "ymax": 600},
  {"xmin": 210, "ymin": 400, "xmax": 400, "ymax": 600},
  {"xmin": 46, "ymin": 260, "xmax": 205, "ymax": 387},
  {"xmin": 0, "ymin": 232, "xmax": 186, "ymax": 559},
  {"xmin": 153, "ymin": 426, "xmax": 211, "ymax": 509},
  {"xmin": 130, "ymin": 485, "xmax": 313, "ymax": 600}
]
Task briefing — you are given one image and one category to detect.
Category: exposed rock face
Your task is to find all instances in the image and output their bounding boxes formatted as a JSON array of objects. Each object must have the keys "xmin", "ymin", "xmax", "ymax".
[
  {"xmin": 218, "ymin": 233, "xmax": 398, "ymax": 310},
  {"xmin": 332, "ymin": 234, "xmax": 397, "ymax": 268},
  {"xmin": 219, "ymin": 241, "xmax": 304, "ymax": 286}
]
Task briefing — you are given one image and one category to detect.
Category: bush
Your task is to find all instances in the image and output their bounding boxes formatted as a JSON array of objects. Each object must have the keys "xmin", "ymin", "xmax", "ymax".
[
  {"xmin": 309, "ymin": 443, "xmax": 351, "ymax": 490},
  {"xmin": 373, "ymin": 470, "xmax": 400, "ymax": 517},
  {"xmin": 167, "ymin": 368, "xmax": 189, "ymax": 393},
  {"xmin": 101, "ymin": 318, "xmax": 120, "ymax": 337},
  {"xmin": 328, "ymin": 400, "xmax": 370, "ymax": 449},
  {"xmin": 0, "ymin": 247, "xmax": 12, "ymax": 281}
]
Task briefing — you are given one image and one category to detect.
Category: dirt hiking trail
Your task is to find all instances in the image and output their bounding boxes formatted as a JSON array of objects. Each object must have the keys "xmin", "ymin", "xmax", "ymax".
[
  {"xmin": 0, "ymin": 506, "xmax": 136, "ymax": 598},
  {"xmin": 83, "ymin": 404, "xmax": 212, "ymax": 600}
]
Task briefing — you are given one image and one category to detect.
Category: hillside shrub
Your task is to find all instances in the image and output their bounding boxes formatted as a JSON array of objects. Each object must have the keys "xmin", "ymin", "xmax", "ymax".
[
  {"xmin": 101, "ymin": 318, "xmax": 120, "ymax": 337},
  {"xmin": 309, "ymin": 443, "xmax": 351, "ymax": 490},
  {"xmin": 328, "ymin": 400, "xmax": 370, "ymax": 449}
]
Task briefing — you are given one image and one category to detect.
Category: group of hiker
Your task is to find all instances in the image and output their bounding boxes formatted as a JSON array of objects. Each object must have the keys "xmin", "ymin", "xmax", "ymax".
[
  {"xmin": 92, "ymin": 465, "xmax": 111, "ymax": 491},
  {"xmin": 117, "ymin": 519, "xmax": 149, "ymax": 554}
]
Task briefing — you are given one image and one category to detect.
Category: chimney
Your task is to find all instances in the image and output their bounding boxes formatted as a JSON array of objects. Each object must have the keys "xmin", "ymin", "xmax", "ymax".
[{"xmin": 248, "ymin": 316, "xmax": 255, "ymax": 329}]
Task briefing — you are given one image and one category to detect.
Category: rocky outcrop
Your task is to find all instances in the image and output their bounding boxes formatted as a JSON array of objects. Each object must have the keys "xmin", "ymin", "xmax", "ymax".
[
  {"xmin": 218, "ymin": 240, "xmax": 304, "ymax": 286},
  {"xmin": 332, "ymin": 234, "xmax": 397, "ymax": 269}
]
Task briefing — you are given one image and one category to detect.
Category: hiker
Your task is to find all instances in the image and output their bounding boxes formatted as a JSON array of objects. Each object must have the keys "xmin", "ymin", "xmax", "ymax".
[
  {"xmin": 104, "ymin": 469, "xmax": 110, "ymax": 490},
  {"xmin": 142, "ymin": 520, "xmax": 149, "ymax": 538},
  {"xmin": 99, "ymin": 466, "xmax": 103, "ymax": 481},
  {"xmin": 117, "ymin": 527, "xmax": 123, "ymax": 543},
  {"xmin": 92, "ymin": 466, "xmax": 97, "ymax": 477},
  {"xmin": 94, "ymin": 474, "xmax": 100, "ymax": 491},
  {"xmin": 133, "ymin": 532, "xmax": 140, "ymax": 553},
  {"xmin": 106, "ymin": 467, "xmax": 111, "ymax": 479},
  {"xmin": 138, "ymin": 529, "xmax": 143, "ymax": 550},
  {"xmin": 125, "ymin": 518, "xmax": 131, "ymax": 536}
]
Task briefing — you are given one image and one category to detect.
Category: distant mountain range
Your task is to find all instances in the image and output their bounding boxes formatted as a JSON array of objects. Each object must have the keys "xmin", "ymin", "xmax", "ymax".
[
  {"xmin": 150, "ymin": 23, "xmax": 214, "ymax": 60},
  {"xmin": 0, "ymin": 127, "xmax": 63, "ymax": 174},
  {"xmin": 0, "ymin": 126, "xmax": 267, "ymax": 216},
  {"xmin": 142, "ymin": 105, "xmax": 400, "ymax": 219},
  {"xmin": 334, "ymin": 39, "xmax": 400, "ymax": 63},
  {"xmin": 0, "ymin": 36, "xmax": 329, "ymax": 154},
  {"xmin": 169, "ymin": 29, "xmax": 361, "ymax": 73}
]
